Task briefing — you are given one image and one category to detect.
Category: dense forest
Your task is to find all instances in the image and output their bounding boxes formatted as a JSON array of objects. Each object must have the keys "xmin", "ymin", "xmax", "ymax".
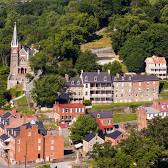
[{"xmin": 0, "ymin": 0, "xmax": 168, "ymax": 107}]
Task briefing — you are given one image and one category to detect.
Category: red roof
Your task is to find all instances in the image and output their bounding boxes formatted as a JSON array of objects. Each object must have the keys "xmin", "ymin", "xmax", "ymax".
[
  {"xmin": 59, "ymin": 123, "xmax": 68, "ymax": 128},
  {"xmin": 55, "ymin": 103, "xmax": 85, "ymax": 108},
  {"xmin": 146, "ymin": 55, "xmax": 166, "ymax": 64}
]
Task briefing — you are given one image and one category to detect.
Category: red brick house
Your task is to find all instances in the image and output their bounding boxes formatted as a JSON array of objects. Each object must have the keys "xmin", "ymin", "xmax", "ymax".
[
  {"xmin": 6, "ymin": 121, "xmax": 64, "ymax": 164},
  {"xmin": 138, "ymin": 100, "xmax": 168, "ymax": 130},
  {"xmin": 90, "ymin": 111, "xmax": 113, "ymax": 133},
  {"xmin": 53, "ymin": 103, "xmax": 85, "ymax": 123}
]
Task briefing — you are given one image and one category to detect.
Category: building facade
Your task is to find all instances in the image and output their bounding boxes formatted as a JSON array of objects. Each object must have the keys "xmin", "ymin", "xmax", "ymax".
[
  {"xmin": 66, "ymin": 70, "xmax": 159, "ymax": 104},
  {"xmin": 90, "ymin": 111, "xmax": 113, "ymax": 133},
  {"xmin": 53, "ymin": 103, "xmax": 85, "ymax": 123},
  {"xmin": 7, "ymin": 22, "xmax": 37, "ymax": 90},
  {"xmin": 145, "ymin": 55, "xmax": 167, "ymax": 79},
  {"xmin": 138, "ymin": 100, "xmax": 168, "ymax": 130}
]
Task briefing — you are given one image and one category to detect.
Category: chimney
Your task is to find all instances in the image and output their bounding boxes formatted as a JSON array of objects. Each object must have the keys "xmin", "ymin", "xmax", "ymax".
[
  {"xmin": 108, "ymin": 69, "xmax": 110, "ymax": 74},
  {"xmin": 65, "ymin": 74, "xmax": 69, "ymax": 82},
  {"xmin": 81, "ymin": 70, "xmax": 83, "ymax": 74}
]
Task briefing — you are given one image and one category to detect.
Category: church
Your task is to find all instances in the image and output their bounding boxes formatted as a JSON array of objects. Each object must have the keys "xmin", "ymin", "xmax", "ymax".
[{"xmin": 7, "ymin": 22, "xmax": 37, "ymax": 90}]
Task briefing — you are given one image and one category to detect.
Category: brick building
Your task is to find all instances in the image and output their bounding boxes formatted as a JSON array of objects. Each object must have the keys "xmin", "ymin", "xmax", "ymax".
[
  {"xmin": 0, "ymin": 111, "xmax": 64, "ymax": 165},
  {"xmin": 90, "ymin": 111, "xmax": 113, "ymax": 133},
  {"xmin": 138, "ymin": 100, "xmax": 168, "ymax": 130},
  {"xmin": 53, "ymin": 103, "xmax": 85, "ymax": 123},
  {"xmin": 66, "ymin": 70, "xmax": 159, "ymax": 104},
  {"xmin": 145, "ymin": 55, "xmax": 167, "ymax": 79}
]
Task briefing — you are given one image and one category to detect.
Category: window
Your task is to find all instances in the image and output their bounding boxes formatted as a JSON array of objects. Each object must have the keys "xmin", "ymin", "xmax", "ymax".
[
  {"xmin": 17, "ymin": 139, "xmax": 20, "ymax": 144},
  {"xmin": 77, "ymin": 80, "xmax": 80, "ymax": 85},
  {"xmin": 85, "ymin": 76, "xmax": 88, "ymax": 81},
  {"xmin": 65, "ymin": 108, "xmax": 69, "ymax": 113},
  {"xmin": 86, "ymin": 84, "xmax": 88, "ymax": 88},
  {"xmin": 38, "ymin": 146, "xmax": 41, "ymax": 151},
  {"xmin": 97, "ymin": 114, "xmax": 100, "ymax": 118},
  {"xmin": 71, "ymin": 81, "xmax": 74, "ymax": 85},
  {"xmin": 108, "ymin": 120, "xmax": 111, "ymax": 125},
  {"xmin": 50, "ymin": 152, "xmax": 54, "ymax": 156},
  {"xmin": 51, "ymin": 146, "xmax": 54, "ymax": 150},
  {"xmin": 28, "ymin": 132, "xmax": 31, "ymax": 136},
  {"xmin": 104, "ymin": 76, "xmax": 107, "ymax": 81},
  {"xmin": 38, "ymin": 154, "xmax": 40, "ymax": 159},
  {"xmin": 85, "ymin": 92, "xmax": 88, "ymax": 96},
  {"xmin": 94, "ymin": 76, "xmax": 97, "ymax": 81},
  {"xmin": 51, "ymin": 140, "xmax": 54, "ymax": 144},
  {"xmin": 38, "ymin": 139, "xmax": 41, "ymax": 144}
]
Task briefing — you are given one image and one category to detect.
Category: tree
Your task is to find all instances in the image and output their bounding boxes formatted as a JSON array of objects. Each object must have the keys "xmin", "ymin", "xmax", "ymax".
[
  {"xmin": 75, "ymin": 51, "xmax": 100, "ymax": 73},
  {"xmin": 70, "ymin": 115, "xmax": 98, "ymax": 143},
  {"xmin": 32, "ymin": 74, "xmax": 65, "ymax": 107},
  {"xmin": 103, "ymin": 61, "xmax": 122, "ymax": 75}
]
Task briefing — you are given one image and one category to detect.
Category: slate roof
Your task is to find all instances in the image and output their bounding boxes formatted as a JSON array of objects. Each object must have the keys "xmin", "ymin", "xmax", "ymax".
[
  {"xmin": 8, "ymin": 121, "xmax": 47, "ymax": 137},
  {"xmin": 0, "ymin": 134, "xmax": 10, "ymax": 142},
  {"xmin": 66, "ymin": 77, "xmax": 83, "ymax": 87},
  {"xmin": 90, "ymin": 111, "xmax": 113, "ymax": 119},
  {"xmin": 84, "ymin": 132, "xmax": 96, "ymax": 142},
  {"xmin": 82, "ymin": 71, "xmax": 112, "ymax": 83},
  {"xmin": 113, "ymin": 74, "xmax": 159, "ymax": 82},
  {"xmin": 0, "ymin": 123, "xmax": 4, "ymax": 129},
  {"xmin": 106, "ymin": 130, "xmax": 122, "ymax": 139},
  {"xmin": 2, "ymin": 112, "xmax": 12, "ymax": 119}
]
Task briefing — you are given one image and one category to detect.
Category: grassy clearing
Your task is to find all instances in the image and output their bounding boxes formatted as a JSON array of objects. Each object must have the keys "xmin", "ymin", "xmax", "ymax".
[
  {"xmin": 113, "ymin": 113, "xmax": 137, "ymax": 123},
  {"xmin": 81, "ymin": 37, "xmax": 112, "ymax": 52},
  {"xmin": 15, "ymin": 96, "xmax": 35, "ymax": 115},
  {"xmin": 92, "ymin": 101, "xmax": 152, "ymax": 110}
]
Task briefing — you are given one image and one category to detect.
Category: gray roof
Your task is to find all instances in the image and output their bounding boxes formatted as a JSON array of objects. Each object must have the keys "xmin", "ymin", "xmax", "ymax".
[
  {"xmin": 0, "ymin": 134, "xmax": 10, "ymax": 142},
  {"xmin": 144, "ymin": 107, "xmax": 160, "ymax": 114},
  {"xmin": 106, "ymin": 130, "xmax": 122, "ymax": 139},
  {"xmin": 82, "ymin": 71, "xmax": 112, "ymax": 83},
  {"xmin": 90, "ymin": 111, "xmax": 113, "ymax": 119},
  {"xmin": 84, "ymin": 132, "xmax": 96, "ymax": 142},
  {"xmin": 66, "ymin": 77, "xmax": 83, "ymax": 87},
  {"xmin": 2, "ymin": 112, "xmax": 12, "ymax": 119},
  {"xmin": 113, "ymin": 74, "xmax": 159, "ymax": 82}
]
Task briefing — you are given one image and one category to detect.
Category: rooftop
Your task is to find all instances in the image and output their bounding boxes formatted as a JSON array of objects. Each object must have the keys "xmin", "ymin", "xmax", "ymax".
[
  {"xmin": 55, "ymin": 103, "xmax": 85, "ymax": 108},
  {"xmin": 0, "ymin": 134, "xmax": 10, "ymax": 142},
  {"xmin": 145, "ymin": 55, "xmax": 166, "ymax": 64},
  {"xmin": 106, "ymin": 130, "xmax": 122, "ymax": 140},
  {"xmin": 90, "ymin": 111, "xmax": 113, "ymax": 119}
]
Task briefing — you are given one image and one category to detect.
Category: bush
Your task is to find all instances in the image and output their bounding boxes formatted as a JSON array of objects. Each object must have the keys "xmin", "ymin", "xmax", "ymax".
[{"xmin": 83, "ymin": 100, "xmax": 92, "ymax": 106}]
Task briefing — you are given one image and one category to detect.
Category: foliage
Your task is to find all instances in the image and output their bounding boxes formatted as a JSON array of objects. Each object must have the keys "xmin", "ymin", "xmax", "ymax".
[
  {"xmin": 32, "ymin": 74, "xmax": 65, "ymax": 107},
  {"xmin": 70, "ymin": 115, "xmax": 98, "ymax": 143},
  {"xmin": 83, "ymin": 100, "xmax": 92, "ymax": 106},
  {"xmin": 103, "ymin": 61, "xmax": 122, "ymax": 75},
  {"xmin": 75, "ymin": 51, "xmax": 100, "ymax": 73}
]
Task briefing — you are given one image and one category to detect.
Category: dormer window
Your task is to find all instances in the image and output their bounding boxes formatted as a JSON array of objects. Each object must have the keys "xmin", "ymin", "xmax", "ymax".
[
  {"xmin": 71, "ymin": 81, "xmax": 74, "ymax": 85},
  {"xmin": 129, "ymin": 76, "xmax": 131, "ymax": 80},
  {"xmin": 104, "ymin": 76, "xmax": 107, "ymax": 81},
  {"xmin": 97, "ymin": 114, "xmax": 100, "ymax": 118},
  {"xmin": 85, "ymin": 76, "xmax": 88, "ymax": 81},
  {"xmin": 94, "ymin": 76, "xmax": 97, "ymax": 82},
  {"xmin": 122, "ymin": 77, "xmax": 124, "ymax": 80},
  {"xmin": 77, "ymin": 80, "xmax": 80, "ymax": 85}
]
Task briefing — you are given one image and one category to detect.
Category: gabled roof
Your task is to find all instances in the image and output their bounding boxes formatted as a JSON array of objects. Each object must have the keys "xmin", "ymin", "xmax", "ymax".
[
  {"xmin": 145, "ymin": 55, "xmax": 166, "ymax": 64},
  {"xmin": 66, "ymin": 77, "xmax": 83, "ymax": 87},
  {"xmin": 84, "ymin": 133, "xmax": 96, "ymax": 142},
  {"xmin": 82, "ymin": 71, "xmax": 112, "ymax": 83},
  {"xmin": 0, "ymin": 134, "xmax": 10, "ymax": 142},
  {"xmin": 56, "ymin": 103, "xmax": 85, "ymax": 108},
  {"xmin": 2, "ymin": 112, "xmax": 12, "ymax": 119},
  {"xmin": 106, "ymin": 130, "xmax": 122, "ymax": 140},
  {"xmin": 90, "ymin": 111, "xmax": 113, "ymax": 119}
]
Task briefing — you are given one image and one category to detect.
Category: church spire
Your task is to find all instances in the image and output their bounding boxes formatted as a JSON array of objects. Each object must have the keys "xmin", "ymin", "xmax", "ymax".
[{"xmin": 11, "ymin": 22, "xmax": 18, "ymax": 47}]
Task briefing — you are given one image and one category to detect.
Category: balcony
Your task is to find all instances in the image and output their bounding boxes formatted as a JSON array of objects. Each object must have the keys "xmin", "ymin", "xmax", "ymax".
[
  {"xmin": 90, "ymin": 94, "xmax": 112, "ymax": 98},
  {"xmin": 90, "ymin": 87, "xmax": 113, "ymax": 91}
]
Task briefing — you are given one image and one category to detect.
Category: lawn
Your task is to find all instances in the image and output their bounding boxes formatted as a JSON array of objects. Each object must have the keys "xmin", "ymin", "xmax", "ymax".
[
  {"xmin": 113, "ymin": 113, "xmax": 137, "ymax": 123},
  {"xmin": 14, "ymin": 96, "xmax": 35, "ymax": 115},
  {"xmin": 92, "ymin": 101, "xmax": 152, "ymax": 110}
]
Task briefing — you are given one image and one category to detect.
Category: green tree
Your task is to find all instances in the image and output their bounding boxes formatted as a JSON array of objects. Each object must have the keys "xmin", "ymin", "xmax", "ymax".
[
  {"xmin": 32, "ymin": 74, "xmax": 65, "ymax": 107},
  {"xmin": 103, "ymin": 61, "xmax": 122, "ymax": 75},
  {"xmin": 70, "ymin": 115, "xmax": 98, "ymax": 143},
  {"xmin": 75, "ymin": 51, "xmax": 100, "ymax": 73}
]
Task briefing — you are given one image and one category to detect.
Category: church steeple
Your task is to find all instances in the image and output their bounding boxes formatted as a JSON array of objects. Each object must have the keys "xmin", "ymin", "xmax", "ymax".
[{"xmin": 11, "ymin": 22, "xmax": 18, "ymax": 47}]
